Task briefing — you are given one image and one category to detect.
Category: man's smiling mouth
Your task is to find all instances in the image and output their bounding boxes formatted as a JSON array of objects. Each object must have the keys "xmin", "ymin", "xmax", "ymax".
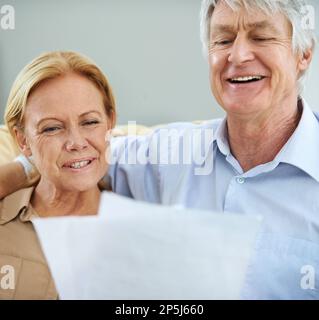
[{"xmin": 227, "ymin": 75, "xmax": 266, "ymax": 84}]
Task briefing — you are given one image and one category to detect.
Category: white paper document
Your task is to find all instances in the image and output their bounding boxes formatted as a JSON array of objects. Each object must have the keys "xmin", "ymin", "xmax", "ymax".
[{"xmin": 33, "ymin": 192, "xmax": 262, "ymax": 300}]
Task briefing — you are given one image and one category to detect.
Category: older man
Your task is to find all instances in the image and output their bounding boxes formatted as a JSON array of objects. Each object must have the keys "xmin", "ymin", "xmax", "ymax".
[{"xmin": 0, "ymin": 0, "xmax": 318, "ymax": 299}]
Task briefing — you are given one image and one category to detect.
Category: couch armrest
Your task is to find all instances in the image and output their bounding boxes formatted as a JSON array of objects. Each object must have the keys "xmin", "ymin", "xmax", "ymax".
[{"xmin": 0, "ymin": 125, "xmax": 20, "ymax": 165}]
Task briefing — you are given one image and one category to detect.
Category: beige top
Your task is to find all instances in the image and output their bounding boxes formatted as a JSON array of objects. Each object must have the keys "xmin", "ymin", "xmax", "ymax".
[{"xmin": 0, "ymin": 187, "xmax": 58, "ymax": 300}]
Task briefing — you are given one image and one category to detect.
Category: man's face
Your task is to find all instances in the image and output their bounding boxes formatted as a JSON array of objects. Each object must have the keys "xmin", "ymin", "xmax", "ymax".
[{"xmin": 208, "ymin": 1, "xmax": 310, "ymax": 117}]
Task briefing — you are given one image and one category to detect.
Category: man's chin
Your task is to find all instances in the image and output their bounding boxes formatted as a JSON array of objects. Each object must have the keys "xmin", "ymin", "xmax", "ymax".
[{"xmin": 221, "ymin": 98, "xmax": 267, "ymax": 117}]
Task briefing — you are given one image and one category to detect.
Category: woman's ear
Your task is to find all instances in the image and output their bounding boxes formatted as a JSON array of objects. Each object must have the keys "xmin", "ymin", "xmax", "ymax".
[
  {"xmin": 107, "ymin": 110, "xmax": 116, "ymax": 130},
  {"xmin": 13, "ymin": 127, "xmax": 32, "ymax": 157}
]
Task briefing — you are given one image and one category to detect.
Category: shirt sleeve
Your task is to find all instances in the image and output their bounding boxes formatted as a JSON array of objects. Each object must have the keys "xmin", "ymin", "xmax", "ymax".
[
  {"xmin": 103, "ymin": 121, "xmax": 216, "ymax": 205},
  {"xmin": 104, "ymin": 133, "xmax": 162, "ymax": 203}
]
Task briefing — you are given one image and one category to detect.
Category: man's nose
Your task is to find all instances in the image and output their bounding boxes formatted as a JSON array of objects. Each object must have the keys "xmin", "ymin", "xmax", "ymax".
[
  {"xmin": 65, "ymin": 128, "xmax": 89, "ymax": 152},
  {"xmin": 228, "ymin": 36, "xmax": 255, "ymax": 65}
]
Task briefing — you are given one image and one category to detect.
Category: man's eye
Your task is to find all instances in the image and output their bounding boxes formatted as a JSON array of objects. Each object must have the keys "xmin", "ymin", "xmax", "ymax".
[
  {"xmin": 215, "ymin": 40, "xmax": 232, "ymax": 45},
  {"xmin": 253, "ymin": 37, "xmax": 274, "ymax": 42}
]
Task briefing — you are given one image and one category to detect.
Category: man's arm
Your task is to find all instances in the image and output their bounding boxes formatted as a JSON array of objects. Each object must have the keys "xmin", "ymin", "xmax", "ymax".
[{"xmin": 0, "ymin": 162, "xmax": 30, "ymax": 199}]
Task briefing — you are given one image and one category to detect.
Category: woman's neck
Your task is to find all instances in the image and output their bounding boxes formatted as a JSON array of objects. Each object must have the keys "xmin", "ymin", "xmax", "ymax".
[{"xmin": 31, "ymin": 180, "xmax": 101, "ymax": 217}]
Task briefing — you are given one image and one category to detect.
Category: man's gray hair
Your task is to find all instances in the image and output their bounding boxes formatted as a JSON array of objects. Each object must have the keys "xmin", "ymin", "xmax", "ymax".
[{"xmin": 200, "ymin": 0, "xmax": 317, "ymax": 93}]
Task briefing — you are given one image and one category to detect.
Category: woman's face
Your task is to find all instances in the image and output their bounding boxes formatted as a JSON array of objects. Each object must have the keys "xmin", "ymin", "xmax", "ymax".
[{"xmin": 18, "ymin": 73, "xmax": 111, "ymax": 192}]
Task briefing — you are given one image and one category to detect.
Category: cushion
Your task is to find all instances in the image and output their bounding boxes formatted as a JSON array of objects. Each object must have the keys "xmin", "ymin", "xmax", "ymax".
[{"xmin": 0, "ymin": 125, "xmax": 20, "ymax": 165}]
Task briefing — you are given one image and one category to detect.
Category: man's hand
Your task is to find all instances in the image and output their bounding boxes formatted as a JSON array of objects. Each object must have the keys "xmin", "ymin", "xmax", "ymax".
[{"xmin": 0, "ymin": 162, "xmax": 39, "ymax": 199}]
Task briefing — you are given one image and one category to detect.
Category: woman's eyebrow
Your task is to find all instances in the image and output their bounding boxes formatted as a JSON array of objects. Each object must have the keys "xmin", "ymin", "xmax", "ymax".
[
  {"xmin": 79, "ymin": 110, "xmax": 103, "ymax": 117},
  {"xmin": 36, "ymin": 111, "xmax": 102, "ymax": 127},
  {"xmin": 36, "ymin": 117, "xmax": 61, "ymax": 127}
]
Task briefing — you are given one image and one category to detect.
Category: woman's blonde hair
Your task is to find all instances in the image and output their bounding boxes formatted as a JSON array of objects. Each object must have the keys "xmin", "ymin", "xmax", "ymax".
[{"xmin": 5, "ymin": 51, "xmax": 116, "ymax": 139}]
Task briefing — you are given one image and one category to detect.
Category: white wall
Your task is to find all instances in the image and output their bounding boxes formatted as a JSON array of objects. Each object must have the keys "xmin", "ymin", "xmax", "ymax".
[{"xmin": 0, "ymin": 0, "xmax": 318, "ymax": 126}]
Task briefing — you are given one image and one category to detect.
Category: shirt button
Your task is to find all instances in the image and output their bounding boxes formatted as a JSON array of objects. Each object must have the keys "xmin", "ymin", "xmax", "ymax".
[{"xmin": 236, "ymin": 177, "xmax": 245, "ymax": 184}]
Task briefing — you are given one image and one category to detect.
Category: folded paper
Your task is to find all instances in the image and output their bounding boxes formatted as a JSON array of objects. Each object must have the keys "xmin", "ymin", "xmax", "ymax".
[{"xmin": 34, "ymin": 192, "xmax": 262, "ymax": 299}]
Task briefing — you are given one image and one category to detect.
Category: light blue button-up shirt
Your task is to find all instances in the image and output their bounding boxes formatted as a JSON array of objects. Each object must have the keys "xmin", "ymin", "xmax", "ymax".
[{"xmin": 107, "ymin": 99, "xmax": 319, "ymax": 299}]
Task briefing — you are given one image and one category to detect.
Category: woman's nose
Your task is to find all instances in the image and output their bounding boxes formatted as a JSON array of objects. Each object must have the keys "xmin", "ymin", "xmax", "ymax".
[
  {"xmin": 228, "ymin": 36, "xmax": 255, "ymax": 65},
  {"xmin": 65, "ymin": 129, "xmax": 89, "ymax": 152}
]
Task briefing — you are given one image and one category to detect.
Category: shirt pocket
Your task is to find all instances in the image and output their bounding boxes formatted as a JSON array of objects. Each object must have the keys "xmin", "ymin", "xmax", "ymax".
[
  {"xmin": 0, "ymin": 254, "xmax": 56, "ymax": 300},
  {"xmin": 241, "ymin": 233, "xmax": 319, "ymax": 300}
]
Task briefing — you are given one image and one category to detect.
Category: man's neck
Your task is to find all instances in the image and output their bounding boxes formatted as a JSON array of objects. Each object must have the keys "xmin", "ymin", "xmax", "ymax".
[{"xmin": 226, "ymin": 98, "xmax": 302, "ymax": 173}]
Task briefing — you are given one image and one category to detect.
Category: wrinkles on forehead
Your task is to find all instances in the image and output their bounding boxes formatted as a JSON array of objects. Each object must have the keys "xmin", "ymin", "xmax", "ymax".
[{"xmin": 210, "ymin": 1, "xmax": 292, "ymax": 38}]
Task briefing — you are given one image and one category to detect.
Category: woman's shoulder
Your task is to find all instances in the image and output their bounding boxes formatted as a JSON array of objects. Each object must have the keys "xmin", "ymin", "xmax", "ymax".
[
  {"xmin": 0, "ymin": 187, "xmax": 34, "ymax": 225},
  {"xmin": 0, "ymin": 186, "xmax": 58, "ymax": 299}
]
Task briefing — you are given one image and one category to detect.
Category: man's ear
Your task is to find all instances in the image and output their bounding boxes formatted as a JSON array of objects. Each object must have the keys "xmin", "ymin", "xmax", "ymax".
[
  {"xmin": 297, "ymin": 48, "xmax": 313, "ymax": 72},
  {"xmin": 13, "ymin": 127, "xmax": 32, "ymax": 157}
]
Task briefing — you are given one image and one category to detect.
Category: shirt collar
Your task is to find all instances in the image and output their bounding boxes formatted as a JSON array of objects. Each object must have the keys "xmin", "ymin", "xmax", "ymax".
[
  {"xmin": 0, "ymin": 187, "xmax": 35, "ymax": 225},
  {"xmin": 275, "ymin": 99, "xmax": 319, "ymax": 182},
  {"xmin": 214, "ymin": 98, "xmax": 319, "ymax": 182},
  {"xmin": 214, "ymin": 117, "xmax": 230, "ymax": 156}
]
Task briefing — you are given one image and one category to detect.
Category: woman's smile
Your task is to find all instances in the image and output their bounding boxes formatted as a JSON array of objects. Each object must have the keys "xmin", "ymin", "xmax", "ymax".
[{"xmin": 61, "ymin": 157, "xmax": 98, "ymax": 172}]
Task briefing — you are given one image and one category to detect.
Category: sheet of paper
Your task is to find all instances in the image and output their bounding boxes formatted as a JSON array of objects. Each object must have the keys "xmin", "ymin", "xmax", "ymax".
[{"xmin": 33, "ymin": 192, "xmax": 262, "ymax": 300}]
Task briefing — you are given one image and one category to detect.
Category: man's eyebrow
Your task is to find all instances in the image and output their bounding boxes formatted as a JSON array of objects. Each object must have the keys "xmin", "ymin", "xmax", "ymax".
[
  {"xmin": 211, "ymin": 24, "xmax": 235, "ymax": 35},
  {"xmin": 247, "ymin": 20, "xmax": 279, "ymax": 33},
  {"xmin": 211, "ymin": 20, "xmax": 279, "ymax": 35}
]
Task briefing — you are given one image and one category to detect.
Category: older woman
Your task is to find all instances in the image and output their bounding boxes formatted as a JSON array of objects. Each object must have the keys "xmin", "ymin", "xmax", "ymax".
[{"xmin": 0, "ymin": 51, "xmax": 116, "ymax": 299}]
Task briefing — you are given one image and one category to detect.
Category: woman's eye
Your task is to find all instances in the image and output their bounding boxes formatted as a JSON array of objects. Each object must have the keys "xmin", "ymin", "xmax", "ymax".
[
  {"xmin": 83, "ymin": 120, "xmax": 100, "ymax": 126},
  {"xmin": 42, "ymin": 126, "xmax": 61, "ymax": 133}
]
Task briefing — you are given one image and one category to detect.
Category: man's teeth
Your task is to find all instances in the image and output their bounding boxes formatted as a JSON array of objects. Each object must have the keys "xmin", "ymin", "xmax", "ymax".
[
  {"xmin": 69, "ymin": 160, "xmax": 91, "ymax": 169},
  {"xmin": 230, "ymin": 76, "xmax": 263, "ymax": 82}
]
